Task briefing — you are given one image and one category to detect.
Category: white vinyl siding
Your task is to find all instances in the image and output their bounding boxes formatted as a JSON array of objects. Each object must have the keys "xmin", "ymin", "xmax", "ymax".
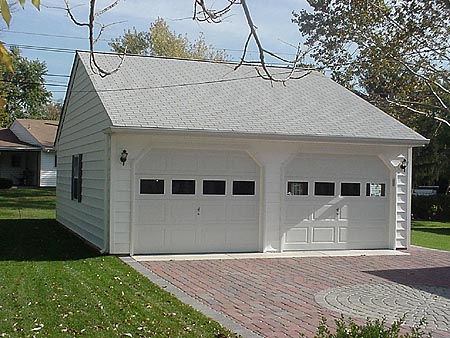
[
  {"xmin": 56, "ymin": 60, "xmax": 111, "ymax": 251},
  {"xmin": 40, "ymin": 151, "xmax": 56, "ymax": 187}
]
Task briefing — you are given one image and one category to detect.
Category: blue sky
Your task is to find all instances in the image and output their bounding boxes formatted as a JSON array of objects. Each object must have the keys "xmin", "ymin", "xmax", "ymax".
[{"xmin": 1, "ymin": 0, "xmax": 310, "ymax": 101}]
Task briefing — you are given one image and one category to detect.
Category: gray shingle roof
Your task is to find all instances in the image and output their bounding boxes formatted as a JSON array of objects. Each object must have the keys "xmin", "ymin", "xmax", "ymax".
[{"xmin": 77, "ymin": 51, "xmax": 427, "ymax": 144}]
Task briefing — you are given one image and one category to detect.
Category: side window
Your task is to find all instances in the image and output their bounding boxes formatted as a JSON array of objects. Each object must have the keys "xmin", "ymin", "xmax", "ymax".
[
  {"xmin": 140, "ymin": 179, "xmax": 164, "ymax": 194},
  {"xmin": 366, "ymin": 183, "xmax": 386, "ymax": 197},
  {"xmin": 287, "ymin": 182, "xmax": 308, "ymax": 195},
  {"xmin": 172, "ymin": 180, "xmax": 196, "ymax": 195},
  {"xmin": 232, "ymin": 181, "xmax": 255, "ymax": 195},
  {"xmin": 54, "ymin": 154, "xmax": 57, "ymax": 168},
  {"xmin": 314, "ymin": 182, "xmax": 335, "ymax": 196},
  {"xmin": 71, "ymin": 154, "xmax": 82, "ymax": 202},
  {"xmin": 203, "ymin": 180, "xmax": 226, "ymax": 195},
  {"xmin": 341, "ymin": 183, "xmax": 361, "ymax": 197}
]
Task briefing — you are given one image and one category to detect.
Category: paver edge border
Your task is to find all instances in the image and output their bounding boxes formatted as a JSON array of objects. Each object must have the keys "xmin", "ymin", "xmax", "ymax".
[{"xmin": 119, "ymin": 256, "xmax": 263, "ymax": 338}]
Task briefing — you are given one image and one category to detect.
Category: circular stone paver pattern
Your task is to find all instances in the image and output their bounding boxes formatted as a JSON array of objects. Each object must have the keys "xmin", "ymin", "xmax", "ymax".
[{"xmin": 315, "ymin": 283, "xmax": 450, "ymax": 331}]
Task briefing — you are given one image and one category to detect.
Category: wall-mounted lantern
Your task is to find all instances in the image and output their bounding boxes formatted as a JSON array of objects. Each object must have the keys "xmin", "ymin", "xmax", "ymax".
[
  {"xmin": 399, "ymin": 158, "xmax": 407, "ymax": 172},
  {"xmin": 120, "ymin": 149, "xmax": 128, "ymax": 166}
]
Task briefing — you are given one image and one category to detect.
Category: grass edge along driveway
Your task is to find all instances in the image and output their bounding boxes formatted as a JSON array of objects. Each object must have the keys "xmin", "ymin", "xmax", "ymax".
[{"xmin": 0, "ymin": 188, "xmax": 239, "ymax": 338}]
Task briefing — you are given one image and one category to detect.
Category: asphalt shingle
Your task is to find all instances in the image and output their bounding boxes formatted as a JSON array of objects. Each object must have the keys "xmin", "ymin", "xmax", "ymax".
[{"xmin": 77, "ymin": 51, "xmax": 427, "ymax": 144}]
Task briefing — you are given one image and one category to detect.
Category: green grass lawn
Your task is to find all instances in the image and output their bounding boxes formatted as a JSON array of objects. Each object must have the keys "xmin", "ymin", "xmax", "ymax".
[
  {"xmin": 411, "ymin": 220, "xmax": 450, "ymax": 252},
  {"xmin": 0, "ymin": 189, "xmax": 238, "ymax": 338}
]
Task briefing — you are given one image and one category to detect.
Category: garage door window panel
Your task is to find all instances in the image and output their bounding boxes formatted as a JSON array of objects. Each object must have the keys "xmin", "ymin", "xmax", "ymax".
[
  {"xmin": 314, "ymin": 182, "xmax": 335, "ymax": 196},
  {"xmin": 366, "ymin": 183, "xmax": 386, "ymax": 197},
  {"xmin": 341, "ymin": 183, "xmax": 361, "ymax": 197},
  {"xmin": 233, "ymin": 181, "xmax": 255, "ymax": 195},
  {"xmin": 287, "ymin": 182, "xmax": 308, "ymax": 196},
  {"xmin": 172, "ymin": 180, "xmax": 196, "ymax": 195},
  {"xmin": 140, "ymin": 179, "xmax": 164, "ymax": 195},
  {"xmin": 203, "ymin": 180, "xmax": 226, "ymax": 195}
]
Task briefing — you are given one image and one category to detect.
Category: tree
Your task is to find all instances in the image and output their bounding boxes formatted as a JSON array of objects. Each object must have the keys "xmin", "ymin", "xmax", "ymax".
[
  {"xmin": 293, "ymin": 0, "xmax": 450, "ymax": 127},
  {"xmin": 109, "ymin": 18, "xmax": 227, "ymax": 61},
  {"xmin": 0, "ymin": 47, "xmax": 52, "ymax": 127},
  {"xmin": 43, "ymin": 101, "xmax": 62, "ymax": 121},
  {"xmin": 293, "ymin": 0, "xmax": 450, "ymax": 185}
]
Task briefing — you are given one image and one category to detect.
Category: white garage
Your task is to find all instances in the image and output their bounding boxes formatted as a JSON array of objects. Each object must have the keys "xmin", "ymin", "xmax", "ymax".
[
  {"xmin": 56, "ymin": 52, "xmax": 429, "ymax": 255},
  {"xmin": 282, "ymin": 154, "xmax": 390, "ymax": 250},
  {"xmin": 133, "ymin": 149, "xmax": 260, "ymax": 254}
]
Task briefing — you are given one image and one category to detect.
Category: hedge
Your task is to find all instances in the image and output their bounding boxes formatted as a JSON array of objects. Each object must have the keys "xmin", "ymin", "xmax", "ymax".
[
  {"xmin": 412, "ymin": 195, "xmax": 450, "ymax": 222},
  {"xmin": 0, "ymin": 178, "xmax": 13, "ymax": 189}
]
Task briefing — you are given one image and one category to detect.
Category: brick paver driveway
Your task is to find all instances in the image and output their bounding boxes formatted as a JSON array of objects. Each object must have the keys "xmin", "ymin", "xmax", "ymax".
[{"xmin": 139, "ymin": 247, "xmax": 450, "ymax": 338}]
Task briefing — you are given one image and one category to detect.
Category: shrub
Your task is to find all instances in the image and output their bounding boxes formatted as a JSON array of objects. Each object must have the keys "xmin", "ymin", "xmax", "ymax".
[
  {"xmin": 301, "ymin": 316, "xmax": 430, "ymax": 338},
  {"xmin": 412, "ymin": 195, "xmax": 450, "ymax": 222},
  {"xmin": 0, "ymin": 178, "xmax": 13, "ymax": 189}
]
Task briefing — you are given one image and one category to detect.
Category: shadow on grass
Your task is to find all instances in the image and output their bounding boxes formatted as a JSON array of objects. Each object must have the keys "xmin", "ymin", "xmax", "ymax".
[
  {"xmin": 0, "ymin": 219, "xmax": 101, "ymax": 261},
  {"xmin": 413, "ymin": 227, "xmax": 450, "ymax": 236}
]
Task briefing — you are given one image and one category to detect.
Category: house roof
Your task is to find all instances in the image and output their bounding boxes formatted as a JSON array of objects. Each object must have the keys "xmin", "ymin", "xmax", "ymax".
[
  {"xmin": 75, "ymin": 51, "xmax": 427, "ymax": 145},
  {"xmin": 0, "ymin": 128, "xmax": 37, "ymax": 150},
  {"xmin": 14, "ymin": 119, "xmax": 59, "ymax": 148}
]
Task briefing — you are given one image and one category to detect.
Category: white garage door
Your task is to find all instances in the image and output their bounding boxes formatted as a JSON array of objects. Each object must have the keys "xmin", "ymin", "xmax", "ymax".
[
  {"xmin": 282, "ymin": 154, "xmax": 390, "ymax": 251},
  {"xmin": 134, "ymin": 149, "xmax": 260, "ymax": 254}
]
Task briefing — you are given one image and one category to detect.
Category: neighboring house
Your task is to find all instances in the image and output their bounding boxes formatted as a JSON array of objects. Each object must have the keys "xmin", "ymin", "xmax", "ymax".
[
  {"xmin": 56, "ymin": 51, "xmax": 428, "ymax": 255},
  {"xmin": 0, "ymin": 119, "xmax": 58, "ymax": 187}
]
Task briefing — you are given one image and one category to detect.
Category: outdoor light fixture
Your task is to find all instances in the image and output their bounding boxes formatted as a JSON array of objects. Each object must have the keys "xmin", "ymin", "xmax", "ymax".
[
  {"xmin": 120, "ymin": 149, "xmax": 128, "ymax": 166},
  {"xmin": 399, "ymin": 158, "xmax": 407, "ymax": 172}
]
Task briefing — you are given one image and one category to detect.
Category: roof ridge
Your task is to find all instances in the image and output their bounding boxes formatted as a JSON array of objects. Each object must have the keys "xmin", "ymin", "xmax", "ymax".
[{"xmin": 75, "ymin": 50, "xmax": 316, "ymax": 71}]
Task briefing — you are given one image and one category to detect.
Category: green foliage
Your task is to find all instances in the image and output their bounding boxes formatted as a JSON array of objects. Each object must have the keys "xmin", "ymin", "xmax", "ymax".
[
  {"xmin": 0, "ymin": 178, "xmax": 12, "ymax": 189},
  {"xmin": 294, "ymin": 1, "xmax": 450, "ymax": 185},
  {"xmin": 412, "ymin": 195, "xmax": 450, "ymax": 221},
  {"xmin": 303, "ymin": 316, "xmax": 430, "ymax": 338},
  {"xmin": 110, "ymin": 17, "xmax": 227, "ymax": 61},
  {"xmin": 0, "ymin": 47, "xmax": 52, "ymax": 126}
]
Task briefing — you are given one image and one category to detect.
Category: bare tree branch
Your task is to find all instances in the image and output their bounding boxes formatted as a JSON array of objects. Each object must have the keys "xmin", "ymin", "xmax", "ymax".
[
  {"xmin": 386, "ymin": 98, "xmax": 450, "ymax": 128},
  {"xmin": 193, "ymin": 0, "xmax": 237, "ymax": 23},
  {"xmin": 65, "ymin": 0, "xmax": 126, "ymax": 77}
]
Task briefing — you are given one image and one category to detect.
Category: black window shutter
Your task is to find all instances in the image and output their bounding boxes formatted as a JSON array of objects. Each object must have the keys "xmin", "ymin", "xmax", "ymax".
[
  {"xmin": 78, "ymin": 154, "xmax": 83, "ymax": 202},
  {"xmin": 71, "ymin": 155, "xmax": 76, "ymax": 200}
]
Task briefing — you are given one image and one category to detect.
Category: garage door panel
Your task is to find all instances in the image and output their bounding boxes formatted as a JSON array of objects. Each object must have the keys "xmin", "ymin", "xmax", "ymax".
[
  {"xmin": 135, "ymin": 228, "xmax": 164, "ymax": 252},
  {"xmin": 313, "ymin": 205, "xmax": 337, "ymax": 221},
  {"xmin": 346, "ymin": 225, "xmax": 388, "ymax": 242},
  {"xmin": 338, "ymin": 204, "xmax": 364, "ymax": 220},
  {"xmin": 168, "ymin": 154, "xmax": 198, "ymax": 173},
  {"xmin": 227, "ymin": 227, "xmax": 259, "ymax": 251},
  {"xmin": 136, "ymin": 152, "xmax": 167, "ymax": 174},
  {"xmin": 199, "ymin": 155, "xmax": 228, "ymax": 174},
  {"xmin": 338, "ymin": 227, "xmax": 347, "ymax": 243},
  {"xmin": 284, "ymin": 203, "xmax": 311, "ymax": 222},
  {"xmin": 199, "ymin": 202, "xmax": 227, "ymax": 222},
  {"xmin": 165, "ymin": 228, "xmax": 198, "ymax": 251},
  {"xmin": 227, "ymin": 202, "xmax": 258, "ymax": 221},
  {"xmin": 200, "ymin": 228, "xmax": 227, "ymax": 249},
  {"xmin": 229, "ymin": 155, "xmax": 258, "ymax": 174},
  {"xmin": 364, "ymin": 203, "xmax": 388, "ymax": 220},
  {"xmin": 312, "ymin": 227, "xmax": 335, "ymax": 243},
  {"xmin": 137, "ymin": 202, "xmax": 166, "ymax": 224},
  {"xmin": 169, "ymin": 201, "xmax": 197, "ymax": 223},
  {"xmin": 285, "ymin": 227, "xmax": 309, "ymax": 244}
]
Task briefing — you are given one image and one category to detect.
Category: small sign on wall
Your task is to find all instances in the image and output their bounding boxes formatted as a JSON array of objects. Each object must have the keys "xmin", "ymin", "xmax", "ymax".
[{"xmin": 366, "ymin": 183, "xmax": 386, "ymax": 197}]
